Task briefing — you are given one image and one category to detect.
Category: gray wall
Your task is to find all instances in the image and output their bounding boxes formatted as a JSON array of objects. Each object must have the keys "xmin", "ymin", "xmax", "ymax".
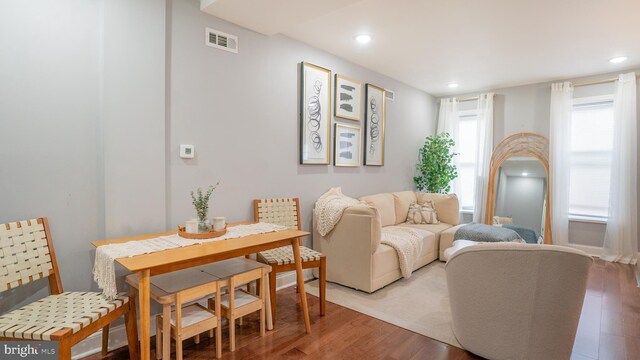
[
  {"xmin": 495, "ymin": 169, "xmax": 509, "ymax": 215},
  {"xmin": 497, "ymin": 176, "xmax": 545, "ymax": 232},
  {"xmin": 0, "ymin": 0, "xmax": 102, "ymax": 312},
  {"xmin": 103, "ymin": 0, "xmax": 167, "ymax": 239},
  {"xmin": 0, "ymin": 0, "xmax": 435, "ymax": 314},
  {"xmin": 167, "ymin": 0, "xmax": 436, "ymax": 235},
  {"xmin": 445, "ymin": 70, "xmax": 640, "ymax": 248}
]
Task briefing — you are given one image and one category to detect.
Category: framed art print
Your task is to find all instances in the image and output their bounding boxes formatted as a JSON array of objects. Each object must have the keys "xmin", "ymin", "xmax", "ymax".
[
  {"xmin": 334, "ymin": 74, "xmax": 362, "ymax": 121},
  {"xmin": 364, "ymin": 84, "xmax": 386, "ymax": 166},
  {"xmin": 334, "ymin": 123, "xmax": 361, "ymax": 167},
  {"xmin": 300, "ymin": 62, "xmax": 332, "ymax": 165}
]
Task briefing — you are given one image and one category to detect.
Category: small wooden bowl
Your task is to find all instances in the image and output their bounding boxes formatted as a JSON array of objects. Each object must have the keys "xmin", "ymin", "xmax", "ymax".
[{"xmin": 177, "ymin": 224, "xmax": 227, "ymax": 239}]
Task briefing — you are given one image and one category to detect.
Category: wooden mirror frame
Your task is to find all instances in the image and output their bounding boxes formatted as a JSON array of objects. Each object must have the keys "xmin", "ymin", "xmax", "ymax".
[{"xmin": 485, "ymin": 132, "xmax": 552, "ymax": 244}]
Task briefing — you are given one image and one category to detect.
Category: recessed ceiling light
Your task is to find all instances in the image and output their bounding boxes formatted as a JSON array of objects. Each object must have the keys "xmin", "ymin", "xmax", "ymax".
[
  {"xmin": 355, "ymin": 34, "xmax": 372, "ymax": 44},
  {"xmin": 609, "ymin": 56, "xmax": 628, "ymax": 64},
  {"xmin": 522, "ymin": 172, "xmax": 529, "ymax": 176},
  {"xmin": 448, "ymin": 83, "xmax": 459, "ymax": 89}
]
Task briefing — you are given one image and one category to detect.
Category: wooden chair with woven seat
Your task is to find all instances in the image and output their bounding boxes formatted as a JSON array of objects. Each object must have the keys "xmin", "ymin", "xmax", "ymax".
[
  {"xmin": 253, "ymin": 198, "xmax": 325, "ymax": 323},
  {"xmin": 0, "ymin": 218, "xmax": 138, "ymax": 360}
]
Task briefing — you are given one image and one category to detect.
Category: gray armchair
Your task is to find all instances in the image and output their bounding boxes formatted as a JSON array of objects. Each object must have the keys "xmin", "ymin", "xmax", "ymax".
[{"xmin": 446, "ymin": 243, "xmax": 592, "ymax": 360}]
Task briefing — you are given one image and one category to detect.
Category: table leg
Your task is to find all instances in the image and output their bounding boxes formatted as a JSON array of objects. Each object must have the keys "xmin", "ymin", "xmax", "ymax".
[
  {"xmin": 265, "ymin": 272, "xmax": 273, "ymax": 331},
  {"xmin": 291, "ymin": 239, "xmax": 311, "ymax": 334},
  {"xmin": 162, "ymin": 304, "xmax": 171, "ymax": 359},
  {"xmin": 138, "ymin": 269, "xmax": 151, "ymax": 360}
]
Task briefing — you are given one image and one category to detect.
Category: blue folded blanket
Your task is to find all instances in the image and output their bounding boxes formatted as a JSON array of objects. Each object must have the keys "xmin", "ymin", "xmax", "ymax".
[
  {"xmin": 503, "ymin": 224, "xmax": 539, "ymax": 244},
  {"xmin": 454, "ymin": 223, "xmax": 523, "ymax": 243}
]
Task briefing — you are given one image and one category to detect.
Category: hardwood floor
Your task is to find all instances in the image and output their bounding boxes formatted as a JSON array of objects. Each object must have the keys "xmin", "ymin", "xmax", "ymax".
[
  {"xmin": 86, "ymin": 259, "xmax": 638, "ymax": 360},
  {"xmin": 572, "ymin": 259, "xmax": 640, "ymax": 360}
]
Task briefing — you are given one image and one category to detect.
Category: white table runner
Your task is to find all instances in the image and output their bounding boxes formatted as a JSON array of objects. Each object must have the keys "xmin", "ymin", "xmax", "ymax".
[{"xmin": 93, "ymin": 223, "xmax": 286, "ymax": 298}]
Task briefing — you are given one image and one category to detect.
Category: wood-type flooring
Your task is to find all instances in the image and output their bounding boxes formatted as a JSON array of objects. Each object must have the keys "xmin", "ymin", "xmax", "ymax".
[{"xmin": 85, "ymin": 259, "xmax": 639, "ymax": 360}]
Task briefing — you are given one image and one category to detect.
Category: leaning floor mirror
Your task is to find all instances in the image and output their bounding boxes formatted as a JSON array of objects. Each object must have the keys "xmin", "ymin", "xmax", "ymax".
[{"xmin": 485, "ymin": 132, "xmax": 552, "ymax": 244}]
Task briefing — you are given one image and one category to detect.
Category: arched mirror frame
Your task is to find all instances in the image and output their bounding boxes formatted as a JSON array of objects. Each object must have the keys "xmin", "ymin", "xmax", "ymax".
[{"xmin": 485, "ymin": 132, "xmax": 552, "ymax": 244}]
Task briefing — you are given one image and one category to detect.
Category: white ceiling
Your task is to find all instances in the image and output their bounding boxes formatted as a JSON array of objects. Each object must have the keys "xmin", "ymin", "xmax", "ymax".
[{"xmin": 201, "ymin": 0, "xmax": 640, "ymax": 96}]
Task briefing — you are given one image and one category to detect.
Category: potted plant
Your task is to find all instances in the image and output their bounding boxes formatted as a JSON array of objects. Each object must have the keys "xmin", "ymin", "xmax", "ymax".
[
  {"xmin": 191, "ymin": 182, "xmax": 220, "ymax": 232},
  {"xmin": 414, "ymin": 132, "xmax": 458, "ymax": 193}
]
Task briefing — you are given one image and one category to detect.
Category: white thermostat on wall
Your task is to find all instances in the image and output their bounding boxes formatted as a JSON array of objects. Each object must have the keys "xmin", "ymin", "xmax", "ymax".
[{"xmin": 180, "ymin": 144, "xmax": 194, "ymax": 159}]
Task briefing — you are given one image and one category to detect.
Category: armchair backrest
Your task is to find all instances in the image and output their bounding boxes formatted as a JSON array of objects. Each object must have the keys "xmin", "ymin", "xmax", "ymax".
[
  {"xmin": 446, "ymin": 243, "xmax": 592, "ymax": 360},
  {"xmin": 0, "ymin": 218, "xmax": 62, "ymax": 294}
]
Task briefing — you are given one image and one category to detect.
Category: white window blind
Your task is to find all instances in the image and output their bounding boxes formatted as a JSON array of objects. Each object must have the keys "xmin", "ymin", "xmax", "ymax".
[
  {"xmin": 457, "ymin": 110, "xmax": 478, "ymax": 210},
  {"xmin": 568, "ymin": 96, "xmax": 614, "ymax": 219}
]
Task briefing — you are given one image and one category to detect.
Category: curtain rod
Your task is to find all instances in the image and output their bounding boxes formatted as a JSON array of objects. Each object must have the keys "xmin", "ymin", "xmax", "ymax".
[
  {"xmin": 572, "ymin": 72, "xmax": 638, "ymax": 88},
  {"xmin": 437, "ymin": 96, "xmax": 479, "ymax": 103},
  {"xmin": 439, "ymin": 72, "xmax": 638, "ymax": 102}
]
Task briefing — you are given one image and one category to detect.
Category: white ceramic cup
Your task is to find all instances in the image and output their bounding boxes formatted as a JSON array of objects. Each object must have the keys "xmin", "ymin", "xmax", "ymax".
[
  {"xmin": 185, "ymin": 219, "xmax": 198, "ymax": 234},
  {"xmin": 212, "ymin": 217, "xmax": 226, "ymax": 231}
]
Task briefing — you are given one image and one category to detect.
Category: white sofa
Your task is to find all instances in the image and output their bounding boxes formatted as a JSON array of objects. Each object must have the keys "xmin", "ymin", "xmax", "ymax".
[
  {"xmin": 446, "ymin": 243, "xmax": 592, "ymax": 360},
  {"xmin": 313, "ymin": 191, "xmax": 463, "ymax": 293}
]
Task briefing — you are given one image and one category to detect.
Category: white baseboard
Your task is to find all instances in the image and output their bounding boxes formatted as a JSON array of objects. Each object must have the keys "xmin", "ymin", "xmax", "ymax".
[
  {"xmin": 569, "ymin": 246, "xmax": 640, "ymax": 287},
  {"xmin": 275, "ymin": 269, "xmax": 315, "ymax": 290},
  {"xmin": 72, "ymin": 269, "xmax": 315, "ymax": 358},
  {"xmin": 72, "ymin": 322, "xmax": 150, "ymax": 359}
]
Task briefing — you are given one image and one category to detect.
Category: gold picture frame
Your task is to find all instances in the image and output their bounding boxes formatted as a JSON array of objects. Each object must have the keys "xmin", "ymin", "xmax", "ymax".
[
  {"xmin": 334, "ymin": 74, "xmax": 363, "ymax": 121},
  {"xmin": 334, "ymin": 123, "xmax": 361, "ymax": 167},
  {"xmin": 364, "ymin": 84, "xmax": 386, "ymax": 166},
  {"xmin": 300, "ymin": 62, "xmax": 332, "ymax": 165}
]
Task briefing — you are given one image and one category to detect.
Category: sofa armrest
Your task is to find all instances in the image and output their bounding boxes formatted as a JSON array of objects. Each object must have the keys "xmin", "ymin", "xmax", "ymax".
[
  {"xmin": 439, "ymin": 224, "xmax": 465, "ymax": 261},
  {"xmin": 313, "ymin": 206, "xmax": 381, "ymax": 292}
]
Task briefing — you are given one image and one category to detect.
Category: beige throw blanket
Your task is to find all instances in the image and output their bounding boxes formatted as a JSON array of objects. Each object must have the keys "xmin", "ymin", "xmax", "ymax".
[
  {"xmin": 315, "ymin": 187, "xmax": 368, "ymax": 236},
  {"xmin": 381, "ymin": 226, "xmax": 425, "ymax": 278}
]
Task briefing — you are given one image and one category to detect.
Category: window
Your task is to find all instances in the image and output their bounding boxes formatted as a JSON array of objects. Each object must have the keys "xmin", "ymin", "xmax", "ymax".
[
  {"xmin": 568, "ymin": 95, "xmax": 614, "ymax": 220},
  {"xmin": 457, "ymin": 110, "xmax": 478, "ymax": 211}
]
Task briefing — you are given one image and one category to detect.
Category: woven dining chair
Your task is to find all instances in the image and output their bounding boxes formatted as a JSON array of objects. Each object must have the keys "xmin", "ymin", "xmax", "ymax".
[
  {"xmin": 253, "ymin": 198, "xmax": 325, "ymax": 323},
  {"xmin": 0, "ymin": 218, "xmax": 139, "ymax": 360}
]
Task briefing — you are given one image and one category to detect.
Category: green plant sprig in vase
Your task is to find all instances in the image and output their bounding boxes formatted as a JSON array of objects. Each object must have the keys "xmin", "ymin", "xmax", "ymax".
[
  {"xmin": 414, "ymin": 132, "xmax": 458, "ymax": 193},
  {"xmin": 191, "ymin": 181, "xmax": 220, "ymax": 232}
]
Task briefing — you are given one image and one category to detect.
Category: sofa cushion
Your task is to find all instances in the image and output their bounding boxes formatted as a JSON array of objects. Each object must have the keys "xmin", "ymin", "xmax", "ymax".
[
  {"xmin": 372, "ymin": 230, "xmax": 436, "ymax": 279},
  {"xmin": 398, "ymin": 222, "xmax": 453, "ymax": 243},
  {"xmin": 415, "ymin": 193, "xmax": 460, "ymax": 225},
  {"xmin": 360, "ymin": 193, "xmax": 396, "ymax": 227},
  {"xmin": 392, "ymin": 191, "xmax": 417, "ymax": 224}
]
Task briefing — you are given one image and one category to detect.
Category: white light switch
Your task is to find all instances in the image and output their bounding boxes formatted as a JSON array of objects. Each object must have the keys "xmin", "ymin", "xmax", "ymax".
[{"xmin": 180, "ymin": 144, "xmax": 194, "ymax": 159}]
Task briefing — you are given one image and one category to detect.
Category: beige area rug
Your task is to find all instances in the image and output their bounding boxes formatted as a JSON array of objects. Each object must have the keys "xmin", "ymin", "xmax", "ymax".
[{"xmin": 305, "ymin": 261, "xmax": 461, "ymax": 348}]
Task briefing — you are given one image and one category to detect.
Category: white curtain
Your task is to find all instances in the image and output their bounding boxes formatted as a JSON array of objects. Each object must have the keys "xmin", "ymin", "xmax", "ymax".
[
  {"xmin": 436, "ymin": 98, "xmax": 461, "ymax": 195},
  {"xmin": 436, "ymin": 98, "xmax": 459, "ymax": 137},
  {"xmin": 549, "ymin": 82, "xmax": 573, "ymax": 246},
  {"xmin": 472, "ymin": 93, "xmax": 494, "ymax": 223},
  {"xmin": 602, "ymin": 72, "xmax": 638, "ymax": 264}
]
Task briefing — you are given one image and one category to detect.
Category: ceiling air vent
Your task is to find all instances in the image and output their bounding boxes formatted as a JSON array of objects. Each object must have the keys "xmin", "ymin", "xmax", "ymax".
[
  {"xmin": 205, "ymin": 27, "xmax": 238, "ymax": 53},
  {"xmin": 385, "ymin": 89, "xmax": 395, "ymax": 101}
]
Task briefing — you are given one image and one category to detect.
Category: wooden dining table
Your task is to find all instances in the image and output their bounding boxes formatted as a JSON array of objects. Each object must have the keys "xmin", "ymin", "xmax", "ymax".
[{"xmin": 91, "ymin": 226, "xmax": 311, "ymax": 360}]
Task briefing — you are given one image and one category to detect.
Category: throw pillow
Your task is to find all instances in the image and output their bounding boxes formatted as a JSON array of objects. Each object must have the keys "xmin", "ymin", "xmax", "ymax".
[{"xmin": 406, "ymin": 201, "xmax": 439, "ymax": 224}]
